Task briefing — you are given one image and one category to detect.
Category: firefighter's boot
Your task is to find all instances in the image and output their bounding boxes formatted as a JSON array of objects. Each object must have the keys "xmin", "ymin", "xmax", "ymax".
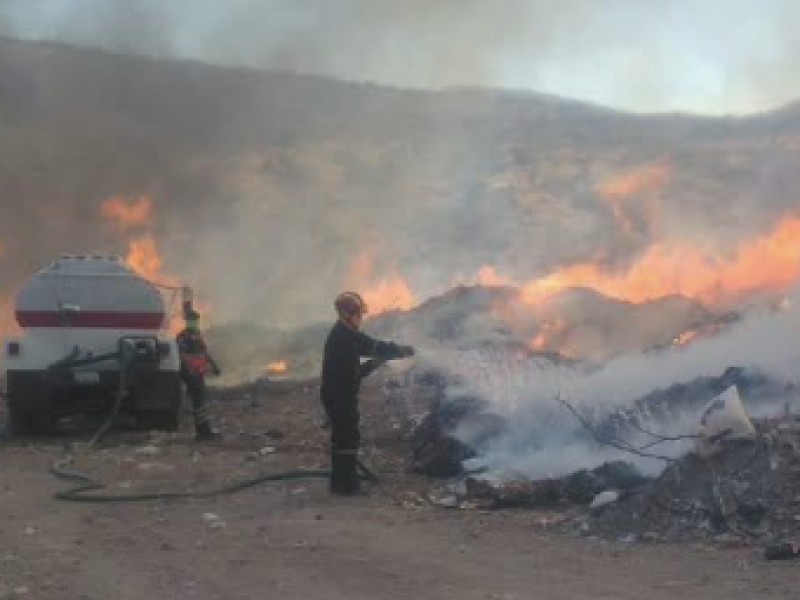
[{"xmin": 330, "ymin": 449, "xmax": 361, "ymax": 495}]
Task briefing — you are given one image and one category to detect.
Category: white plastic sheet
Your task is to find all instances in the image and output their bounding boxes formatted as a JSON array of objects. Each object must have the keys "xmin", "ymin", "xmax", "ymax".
[{"xmin": 696, "ymin": 385, "xmax": 755, "ymax": 457}]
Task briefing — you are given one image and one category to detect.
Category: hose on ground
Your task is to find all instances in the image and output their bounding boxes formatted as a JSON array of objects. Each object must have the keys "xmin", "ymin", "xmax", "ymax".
[
  {"xmin": 50, "ymin": 462, "xmax": 330, "ymax": 503},
  {"xmin": 50, "ymin": 459, "xmax": 378, "ymax": 503},
  {"xmin": 50, "ymin": 367, "xmax": 378, "ymax": 503},
  {"xmin": 48, "ymin": 337, "xmax": 381, "ymax": 503}
]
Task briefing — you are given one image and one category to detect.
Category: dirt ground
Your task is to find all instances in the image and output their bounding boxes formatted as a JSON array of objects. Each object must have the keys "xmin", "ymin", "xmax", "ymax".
[{"xmin": 2, "ymin": 378, "xmax": 800, "ymax": 600}]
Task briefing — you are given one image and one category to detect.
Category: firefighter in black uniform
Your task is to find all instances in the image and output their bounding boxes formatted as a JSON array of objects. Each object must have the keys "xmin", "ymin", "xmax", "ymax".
[
  {"xmin": 321, "ymin": 292, "xmax": 414, "ymax": 495},
  {"xmin": 176, "ymin": 310, "xmax": 221, "ymax": 440}
]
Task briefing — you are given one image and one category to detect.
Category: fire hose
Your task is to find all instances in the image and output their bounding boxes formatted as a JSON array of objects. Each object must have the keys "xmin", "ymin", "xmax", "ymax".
[
  {"xmin": 51, "ymin": 460, "xmax": 377, "ymax": 503},
  {"xmin": 50, "ymin": 464, "xmax": 334, "ymax": 503},
  {"xmin": 48, "ymin": 342, "xmax": 379, "ymax": 503}
]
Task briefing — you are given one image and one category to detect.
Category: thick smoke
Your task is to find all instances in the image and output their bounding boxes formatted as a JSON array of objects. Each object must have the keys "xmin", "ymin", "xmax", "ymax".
[
  {"xmin": 1, "ymin": 11, "xmax": 799, "ymax": 481},
  {"xmin": 410, "ymin": 292, "xmax": 800, "ymax": 479},
  {"xmin": 3, "ymin": 0, "xmax": 800, "ymax": 113},
  {"xmin": 0, "ymin": 0, "xmax": 172, "ymax": 55},
  {"xmin": 1, "ymin": 32, "xmax": 799, "ymax": 339}
]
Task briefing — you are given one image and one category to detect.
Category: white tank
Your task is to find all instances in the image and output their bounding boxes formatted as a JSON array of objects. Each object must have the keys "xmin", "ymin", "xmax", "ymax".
[
  {"xmin": 3, "ymin": 256, "xmax": 183, "ymax": 436},
  {"xmin": 5, "ymin": 255, "xmax": 179, "ymax": 372},
  {"xmin": 15, "ymin": 255, "xmax": 166, "ymax": 330}
]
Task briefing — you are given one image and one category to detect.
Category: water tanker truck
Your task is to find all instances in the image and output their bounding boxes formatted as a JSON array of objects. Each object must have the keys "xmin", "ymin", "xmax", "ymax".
[{"xmin": 3, "ymin": 255, "xmax": 182, "ymax": 435}]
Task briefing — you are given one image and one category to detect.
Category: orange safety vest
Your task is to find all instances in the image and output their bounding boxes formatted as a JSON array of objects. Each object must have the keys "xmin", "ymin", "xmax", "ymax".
[{"xmin": 182, "ymin": 353, "xmax": 212, "ymax": 376}]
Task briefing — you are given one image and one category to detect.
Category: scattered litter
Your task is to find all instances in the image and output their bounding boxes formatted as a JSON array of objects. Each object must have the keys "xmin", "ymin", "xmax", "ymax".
[
  {"xmin": 590, "ymin": 490, "xmax": 620, "ymax": 511},
  {"xmin": 764, "ymin": 541, "xmax": 800, "ymax": 560},
  {"xmin": 427, "ymin": 493, "xmax": 459, "ymax": 508},
  {"xmin": 202, "ymin": 512, "xmax": 226, "ymax": 529},
  {"xmin": 400, "ymin": 491, "xmax": 427, "ymax": 510},
  {"xmin": 568, "ymin": 419, "xmax": 800, "ymax": 546}
]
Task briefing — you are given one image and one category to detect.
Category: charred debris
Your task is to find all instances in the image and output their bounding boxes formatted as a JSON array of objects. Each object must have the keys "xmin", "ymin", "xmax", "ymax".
[{"xmin": 395, "ymin": 363, "xmax": 800, "ymax": 548}]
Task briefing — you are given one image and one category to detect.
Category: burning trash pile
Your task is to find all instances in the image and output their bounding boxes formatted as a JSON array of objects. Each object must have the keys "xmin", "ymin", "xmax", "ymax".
[{"xmin": 367, "ymin": 283, "xmax": 737, "ymax": 364}]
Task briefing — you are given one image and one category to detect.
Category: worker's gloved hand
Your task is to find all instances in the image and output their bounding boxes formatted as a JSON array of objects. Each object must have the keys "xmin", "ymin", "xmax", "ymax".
[{"xmin": 397, "ymin": 345, "xmax": 415, "ymax": 358}]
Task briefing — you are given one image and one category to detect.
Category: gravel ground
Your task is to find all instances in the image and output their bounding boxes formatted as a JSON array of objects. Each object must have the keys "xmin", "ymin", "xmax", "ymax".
[{"xmin": 1, "ymin": 378, "xmax": 799, "ymax": 600}]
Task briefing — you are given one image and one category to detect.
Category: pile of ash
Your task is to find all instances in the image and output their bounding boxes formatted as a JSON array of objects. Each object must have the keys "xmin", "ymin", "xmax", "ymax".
[{"xmin": 569, "ymin": 419, "xmax": 800, "ymax": 545}]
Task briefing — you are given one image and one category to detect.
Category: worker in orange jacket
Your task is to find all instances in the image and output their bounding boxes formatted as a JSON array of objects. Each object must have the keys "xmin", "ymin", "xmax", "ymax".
[{"xmin": 176, "ymin": 310, "xmax": 221, "ymax": 440}]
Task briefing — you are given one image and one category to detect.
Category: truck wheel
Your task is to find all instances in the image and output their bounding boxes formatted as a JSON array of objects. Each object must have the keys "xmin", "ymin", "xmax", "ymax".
[
  {"xmin": 9, "ymin": 403, "xmax": 55, "ymax": 436},
  {"xmin": 8, "ymin": 402, "xmax": 34, "ymax": 436},
  {"xmin": 7, "ymin": 375, "xmax": 55, "ymax": 437},
  {"xmin": 29, "ymin": 409, "xmax": 56, "ymax": 435}
]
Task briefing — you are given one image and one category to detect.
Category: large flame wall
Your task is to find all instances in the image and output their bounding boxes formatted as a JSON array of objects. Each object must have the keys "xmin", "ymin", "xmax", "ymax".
[{"xmin": 2, "ymin": 38, "xmax": 800, "ymax": 361}]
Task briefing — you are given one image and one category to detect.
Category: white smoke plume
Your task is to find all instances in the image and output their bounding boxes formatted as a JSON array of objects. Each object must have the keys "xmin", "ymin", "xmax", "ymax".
[{"xmin": 407, "ymin": 290, "xmax": 800, "ymax": 479}]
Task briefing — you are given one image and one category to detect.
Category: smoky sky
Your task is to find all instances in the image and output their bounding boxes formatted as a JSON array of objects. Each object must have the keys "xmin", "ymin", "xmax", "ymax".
[{"xmin": 2, "ymin": 0, "xmax": 800, "ymax": 114}]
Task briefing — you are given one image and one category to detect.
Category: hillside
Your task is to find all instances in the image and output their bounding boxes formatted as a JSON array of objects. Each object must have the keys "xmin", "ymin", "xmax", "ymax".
[{"xmin": 2, "ymin": 37, "xmax": 800, "ymax": 331}]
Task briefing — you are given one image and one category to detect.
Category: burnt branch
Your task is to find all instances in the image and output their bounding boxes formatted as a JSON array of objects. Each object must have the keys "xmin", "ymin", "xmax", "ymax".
[
  {"xmin": 554, "ymin": 393, "xmax": 676, "ymax": 463},
  {"xmin": 627, "ymin": 420, "xmax": 699, "ymax": 449}
]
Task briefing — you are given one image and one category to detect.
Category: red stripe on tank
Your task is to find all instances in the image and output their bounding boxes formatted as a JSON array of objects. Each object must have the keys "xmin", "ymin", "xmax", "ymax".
[{"xmin": 16, "ymin": 310, "xmax": 164, "ymax": 329}]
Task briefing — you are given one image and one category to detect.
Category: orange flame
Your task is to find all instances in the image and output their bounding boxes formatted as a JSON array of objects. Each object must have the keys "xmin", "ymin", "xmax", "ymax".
[
  {"xmin": 596, "ymin": 163, "xmax": 670, "ymax": 236},
  {"xmin": 472, "ymin": 265, "xmax": 512, "ymax": 287},
  {"xmin": 361, "ymin": 276, "xmax": 416, "ymax": 315},
  {"xmin": 125, "ymin": 234, "xmax": 181, "ymax": 288},
  {"xmin": 99, "ymin": 195, "xmax": 173, "ymax": 287},
  {"xmin": 100, "ymin": 193, "xmax": 212, "ymax": 330},
  {"xmin": 0, "ymin": 295, "xmax": 19, "ymax": 339},
  {"xmin": 514, "ymin": 214, "xmax": 800, "ymax": 307},
  {"xmin": 531, "ymin": 317, "xmax": 568, "ymax": 352},
  {"xmin": 265, "ymin": 360, "xmax": 289, "ymax": 375},
  {"xmin": 114, "ymin": 225, "xmax": 211, "ymax": 333},
  {"xmin": 123, "ymin": 234, "xmax": 191, "ymax": 332},
  {"xmin": 101, "ymin": 195, "xmax": 154, "ymax": 232},
  {"xmin": 343, "ymin": 246, "xmax": 417, "ymax": 314},
  {"xmin": 673, "ymin": 329, "xmax": 700, "ymax": 346},
  {"xmin": 597, "ymin": 163, "xmax": 671, "ymax": 202}
]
